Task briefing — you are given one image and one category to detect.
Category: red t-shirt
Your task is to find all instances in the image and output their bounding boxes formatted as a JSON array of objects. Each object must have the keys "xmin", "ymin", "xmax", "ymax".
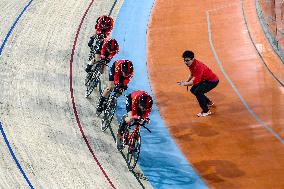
[
  {"xmin": 130, "ymin": 90, "xmax": 152, "ymax": 119},
  {"xmin": 188, "ymin": 59, "xmax": 219, "ymax": 85},
  {"xmin": 100, "ymin": 39, "xmax": 119, "ymax": 60},
  {"xmin": 113, "ymin": 60, "xmax": 134, "ymax": 86}
]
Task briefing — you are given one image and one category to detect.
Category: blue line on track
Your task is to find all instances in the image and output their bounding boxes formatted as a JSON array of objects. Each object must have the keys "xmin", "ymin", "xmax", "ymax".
[
  {"xmin": 0, "ymin": 0, "xmax": 35, "ymax": 188},
  {"xmin": 0, "ymin": 0, "xmax": 33, "ymax": 56},
  {"xmin": 0, "ymin": 122, "xmax": 34, "ymax": 189},
  {"xmin": 112, "ymin": 1, "xmax": 208, "ymax": 188}
]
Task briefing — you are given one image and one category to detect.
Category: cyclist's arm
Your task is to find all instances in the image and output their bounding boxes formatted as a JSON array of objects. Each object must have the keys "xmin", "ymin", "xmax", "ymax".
[
  {"xmin": 142, "ymin": 108, "xmax": 152, "ymax": 120},
  {"xmin": 90, "ymin": 54, "xmax": 101, "ymax": 65}
]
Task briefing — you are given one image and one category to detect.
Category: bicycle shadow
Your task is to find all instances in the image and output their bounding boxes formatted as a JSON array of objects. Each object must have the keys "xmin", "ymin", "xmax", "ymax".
[
  {"xmin": 193, "ymin": 160, "xmax": 245, "ymax": 183},
  {"xmin": 138, "ymin": 152, "xmax": 200, "ymax": 188},
  {"xmin": 168, "ymin": 121, "xmax": 219, "ymax": 142},
  {"xmin": 135, "ymin": 119, "xmax": 207, "ymax": 188},
  {"xmin": 108, "ymin": 124, "xmax": 149, "ymax": 189}
]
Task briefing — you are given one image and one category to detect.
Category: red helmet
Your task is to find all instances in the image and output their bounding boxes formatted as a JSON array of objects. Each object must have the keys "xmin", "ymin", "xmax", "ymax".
[
  {"xmin": 121, "ymin": 60, "xmax": 134, "ymax": 76},
  {"xmin": 106, "ymin": 38, "xmax": 119, "ymax": 52},
  {"xmin": 98, "ymin": 15, "xmax": 113, "ymax": 29},
  {"xmin": 139, "ymin": 94, "xmax": 153, "ymax": 110}
]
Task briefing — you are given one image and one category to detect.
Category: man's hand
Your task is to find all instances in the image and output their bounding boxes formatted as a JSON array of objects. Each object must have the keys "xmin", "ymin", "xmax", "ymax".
[{"xmin": 177, "ymin": 81, "xmax": 186, "ymax": 86}]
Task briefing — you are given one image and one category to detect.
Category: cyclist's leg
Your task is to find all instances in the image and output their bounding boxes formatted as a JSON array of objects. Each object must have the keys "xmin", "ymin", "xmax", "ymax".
[
  {"xmin": 85, "ymin": 54, "xmax": 100, "ymax": 72},
  {"xmin": 97, "ymin": 81, "xmax": 114, "ymax": 113},
  {"xmin": 117, "ymin": 113, "xmax": 130, "ymax": 149},
  {"xmin": 118, "ymin": 112, "xmax": 131, "ymax": 134}
]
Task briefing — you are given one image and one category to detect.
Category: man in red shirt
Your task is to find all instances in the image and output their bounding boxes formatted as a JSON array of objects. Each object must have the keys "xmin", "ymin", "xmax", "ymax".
[
  {"xmin": 177, "ymin": 50, "xmax": 219, "ymax": 117},
  {"xmin": 116, "ymin": 90, "xmax": 153, "ymax": 149},
  {"xmin": 96, "ymin": 60, "xmax": 134, "ymax": 114}
]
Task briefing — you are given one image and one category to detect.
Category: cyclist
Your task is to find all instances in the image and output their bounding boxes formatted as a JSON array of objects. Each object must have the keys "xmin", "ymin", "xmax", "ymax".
[
  {"xmin": 85, "ymin": 38, "xmax": 119, "ymax": 73},
  {"xmin": 117, "ymin": 90, "xmax": 153, "ymax": 149},
  {"xmin": 87, "ymin": 15, "xmax": 114, "ymax": 61},
  {"xmin": 96, "ymin": 59, "xmax": 134, "ymax": 114}
]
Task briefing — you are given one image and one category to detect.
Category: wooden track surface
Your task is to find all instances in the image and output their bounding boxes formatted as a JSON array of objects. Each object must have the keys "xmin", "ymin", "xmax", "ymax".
[{"xmin": 147, "ymin": 0, "xmax": 284, "ymax": 188}]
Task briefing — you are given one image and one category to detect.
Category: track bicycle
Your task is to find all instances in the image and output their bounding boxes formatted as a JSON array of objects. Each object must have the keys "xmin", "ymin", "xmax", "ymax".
[
  {"xmin": 117, "ymin": 117, "xmax": 151, "ymax": 171},
  {"xmin": 101, "ymin": 86, "xmax": 124, "ymax": 131},
  {"xmin": 85, "ymin": 60, "xmax": 108, "ymax": 97}
]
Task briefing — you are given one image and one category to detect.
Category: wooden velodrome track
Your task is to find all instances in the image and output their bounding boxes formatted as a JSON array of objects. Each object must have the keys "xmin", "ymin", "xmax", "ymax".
[
  {"xmin": 147, "ymin": 0, "xmax": 284, "ymax": 189},
  {"xmin": 0, "ymin": 0, "xmax": 283, "ymax": 188}
]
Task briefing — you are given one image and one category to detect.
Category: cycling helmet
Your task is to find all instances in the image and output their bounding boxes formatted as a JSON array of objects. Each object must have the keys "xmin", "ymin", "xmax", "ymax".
[
  {"xmin": 99, "ymin": 15, "xmax": 113, "ymax": 29},
  {"xmin": 106, "ymin": 38, "xmax": 119, "ymax": 52},
  {"xmin": 139, "ymin": 94, "xmax": 153, "ymax": 110},
  {"xmin": 121, "ymin": 60, "xmax": 133, "ymax": 76}
]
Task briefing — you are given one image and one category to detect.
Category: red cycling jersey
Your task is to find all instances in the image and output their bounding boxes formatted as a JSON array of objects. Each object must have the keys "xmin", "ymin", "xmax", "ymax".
[
  {"xmin": 112, "ymin": 60, "xmax": 134, "ymax": 86},
  {"xmin": 129, "ymin": 90, "xmax": 152, "ymax": 119},
  {"xmin": 188, "ymin": 59, "xmax": 219, "ymax": 85},
  {"xmin": 100, "ymin": 39, "xmax": 119, "ymax": 60},
  {"xmin": 95, "ymin": 16, "xmax": 114, "ymax": 36}
]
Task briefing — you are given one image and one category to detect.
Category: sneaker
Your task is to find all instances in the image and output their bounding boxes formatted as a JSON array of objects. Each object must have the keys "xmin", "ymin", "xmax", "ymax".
[
  {"xmin": 207, "ymin": 101, "xmax": 214, "ymax": 107},
  {"xmin": 197, "ymin": 110, "xmax": 212, "ymax": 117}
]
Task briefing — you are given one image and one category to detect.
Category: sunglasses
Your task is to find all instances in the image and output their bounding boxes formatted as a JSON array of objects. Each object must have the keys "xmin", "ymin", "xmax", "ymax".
[{"xmin": 184, "ymin": 58, "xmax": 193, "ymax": 62}]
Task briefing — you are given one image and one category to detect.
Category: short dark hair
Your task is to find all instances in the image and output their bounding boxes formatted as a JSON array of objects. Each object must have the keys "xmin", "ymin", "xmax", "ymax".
[{"xmin": 182, "ymin": 50, "xmax": 194, "ymax": 59}]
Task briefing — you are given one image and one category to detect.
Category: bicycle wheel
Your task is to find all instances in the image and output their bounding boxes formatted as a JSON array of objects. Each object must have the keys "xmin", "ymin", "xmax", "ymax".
[
  {"xmin": 101, "ymin": 97, "xmax": 117, "ymax": 131},
  {"xmin": 85, "ymin": 72, "xmax": 93, "ymax": 86},
  {"xmin": 85, "ymin": 69, "xmax": 101, "ymax": 97},
  {"xmin": 85, "ymin": 77, "xmax": 97, "ymax": 97},
  {"xmin": 126, "ymin": 132, "xmax": 141, "ymax": 171},
  {"xmin": 98, "ymin": 78, "xmax": 103, "ymax": 95}
]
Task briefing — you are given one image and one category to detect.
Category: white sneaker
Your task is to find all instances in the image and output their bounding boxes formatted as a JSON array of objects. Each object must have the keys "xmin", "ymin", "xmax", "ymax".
[{"xmin": 197, "ymin": 110, "xmax": 212, "ymax": 117}]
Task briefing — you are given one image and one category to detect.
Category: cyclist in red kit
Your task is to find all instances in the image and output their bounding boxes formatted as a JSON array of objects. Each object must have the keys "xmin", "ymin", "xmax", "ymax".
[
  {"xmin": 177, "ymin": 50, "xmax": 219, "ymax": 117},
  {"xmin": 85, "ymin": 38, "xmax": 119, "ymax": 73},
  {"xmin": 116, "ymin": 90, "xmax": 153, "ymax": 149},
  {"xmin": 96, "ymin": 60, "xmax": 134, "ymax": 114},
  {"xmin": 87, "ymin": 15, "xmax": 114, "ymax": 61}
]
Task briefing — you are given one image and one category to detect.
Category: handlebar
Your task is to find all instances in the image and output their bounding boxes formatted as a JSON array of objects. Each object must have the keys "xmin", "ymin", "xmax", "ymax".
[
  {"xmin": 129, "ymin": 118, "xmax": 151, "ymax": 133},
  {"xmin": 113, "ymin": 85, "xmax": 127, "ymax": 96},
  {"xmin": 97, "ymin": 59, "xmax": 109, "ymax": 67}
]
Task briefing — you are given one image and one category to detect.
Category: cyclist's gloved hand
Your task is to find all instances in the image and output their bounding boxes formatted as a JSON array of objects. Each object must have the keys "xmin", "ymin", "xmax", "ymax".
[
  {"xmin": 121, "ymin": 85, "xmax": 128, "ymax": 90},
  {"xmin": 134, "ymin": 116, "xmax": 147, "ymax": 125},
  {"xmin": 145, "ymin": 118, "xmax": 150, "ymax": 124},
  {"xmin": 117, "ymin": 83, "xmax": 127, "ymax": 92},
  {"xmin": 102, "ymin": 57, "xmax": 110, "ymax": 63}
]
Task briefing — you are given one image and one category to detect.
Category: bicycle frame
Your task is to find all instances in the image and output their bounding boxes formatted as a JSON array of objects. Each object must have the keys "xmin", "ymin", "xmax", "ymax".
[
  {"xmin": 122, "ymin": 119, "xmax": 150, "ymax": 171},
  {"xmin": 123, "ymin": 120, "xmax": 150, "ymax": 147},
  {"xmin": 101, "ymin": 86, "xmax": 124, "ymax": 131},
  {"xmin": 85, "ymin": 60, "xmax": 108, "ymax": 97},
  {"xmin": 124, "ymin": 124, "xmax": 140, "ymax": 146}
]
